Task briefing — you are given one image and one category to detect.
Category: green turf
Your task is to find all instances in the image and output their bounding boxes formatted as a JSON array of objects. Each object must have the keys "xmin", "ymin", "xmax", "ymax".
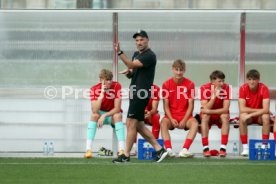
[{"xmin": 1, "ymin": 157, "xmax": 276, "ymax": 184}]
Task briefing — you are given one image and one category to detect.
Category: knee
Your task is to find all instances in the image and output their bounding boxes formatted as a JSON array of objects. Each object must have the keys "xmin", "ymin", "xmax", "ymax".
[
  {"xmin": 113, "ymin": 113, "xmax": 122, "ymax": 122},
  {"xmin": 191, "ymin": 119, "xmax": 199, "ymax": 130},
  {"xmin": 220, "ymin": 114, "xmax": 229, "ymax": 123},
  {"xmin": 239, "ymin": 113, "xmax": 247, "ymax": 124},
  {"xmin": 126, "ymin": 119, "xmax": 137, "ymax": 129},
  {"xmin": 262, "ymin": 114, "xmax": 270, "ymax": 125},
  {"xmin": 91, "ymin": 113, "xmax": 100, "ymax": 121},
  {"xmin": 160, "ymin": 119, "xmax": 168, "ymax": 130},
  {"xmin": 201, "ymin": 114, "xmax": 210, "ymax": 122}
]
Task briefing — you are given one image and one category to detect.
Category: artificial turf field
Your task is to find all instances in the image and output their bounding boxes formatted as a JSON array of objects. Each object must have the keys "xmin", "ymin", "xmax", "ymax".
[{"xmin": 1, "ymin": 157, "xmax": 276, "ymax": 184}]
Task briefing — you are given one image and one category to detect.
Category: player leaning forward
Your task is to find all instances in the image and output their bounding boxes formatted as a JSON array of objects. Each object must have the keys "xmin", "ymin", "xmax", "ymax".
[
  {"xmin": 84, "ymin": 69, "xmax": 125, "ymax": 158},
  {"xmin": 199, "ymin": 70, "xmax": 230, "ymax": 157}
]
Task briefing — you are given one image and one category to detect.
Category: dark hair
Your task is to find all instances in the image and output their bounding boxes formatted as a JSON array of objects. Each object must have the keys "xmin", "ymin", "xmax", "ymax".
[
  {"xmin": 209, "ymin": 70, "xmax": 225, "ymax": 81},
  {"xmin": 172, "ymin": 59, "xmax": 185, "ymax": 70},
  {"xmin": 246, "ymin": 69, "xmax": 260, "ymax": 80}
]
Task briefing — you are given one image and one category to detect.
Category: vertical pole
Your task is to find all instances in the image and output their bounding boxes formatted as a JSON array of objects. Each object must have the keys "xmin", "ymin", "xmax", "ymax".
[
  {"xmin": 112, "ymin": 12, "xmax": 118, "ymax": 154},
  {"xmin": 113, "ymin": 12, "xmax": 118, "ymax": 82},
  {"xmin": 238, "ymin": 12, "xmax": 246, "ymax": 155},
  {"xmin": 239, "ymin": 12, "xmax": 246, "ymax": 85}
]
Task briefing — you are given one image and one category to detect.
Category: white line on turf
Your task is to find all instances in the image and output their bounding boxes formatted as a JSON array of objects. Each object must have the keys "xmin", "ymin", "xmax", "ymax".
[{"xmin": 1, "ymin": 162, "xmax": 276, "ymax": 166}]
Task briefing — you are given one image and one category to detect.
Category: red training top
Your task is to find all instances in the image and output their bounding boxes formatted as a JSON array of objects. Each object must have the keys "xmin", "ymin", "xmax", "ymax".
[
  {"xmin": 239, "ymin": 82, "xmax": 269, "ymax": 109},
  {"xmin": 90, "ymin": 81, "xmax": 122, "ymax": 112},
  {"xmin": 162, "ymin": 77, "xmax": 195, "ymax": 117}
]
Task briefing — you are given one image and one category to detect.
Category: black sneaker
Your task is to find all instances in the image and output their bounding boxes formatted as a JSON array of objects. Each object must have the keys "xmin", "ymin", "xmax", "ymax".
[
  {"xmin": 112, "ymin": 154, "xmax": 130, "ymax": 163},
  {"xmin": 155, "ymin": 148, "xmax": 168, "ymax": 163},
  {"xmin": 98, "ymin": 147, "xmax": 113, "ymax": 156}
]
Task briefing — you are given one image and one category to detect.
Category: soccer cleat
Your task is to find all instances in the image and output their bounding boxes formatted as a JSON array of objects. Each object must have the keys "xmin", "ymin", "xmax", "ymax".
[
  {"xmin": 241, "ymin": 149, "xmax": 249, "ymax": 157},
  {"xmin": 219, "ymin": 149, "xmax": 227, "ymax": 157},
  {"xmin": 98, "ymin": 147, "xmax": 113, "ymax": 156},
  {"xmin": 179, "ymin": 148, "xmax": 194, "ymax": 158},
  {"xmin": 155, "ymin": 148, "xmax": 168, "ymax": 163},
  {"xmin": 167, "ymin": 148, "xmax": 176, "ymax": 157},
  {"xmin": 112, "ymin": 154, "xmax": 130, "ymax": 163},
  {"xmin": 84, "ymin": 150, "xmax": 92, "ymax": 158},
  {"xmin": 210, "ymin": 149, "xmax": 219, "ymax": 156},
  {"xmin": 118, "ymin": 149, "xmax": 125, "ymax": 156},
  {"xmin": 203, "ymin": 149, "xmax": 211, "ymax": 157}
]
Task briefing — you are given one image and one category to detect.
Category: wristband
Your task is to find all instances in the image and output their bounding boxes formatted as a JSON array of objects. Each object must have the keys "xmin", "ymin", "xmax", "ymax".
[{"xmin": 117, "ymin": 50, "xmax": 124, "ymax": 56}]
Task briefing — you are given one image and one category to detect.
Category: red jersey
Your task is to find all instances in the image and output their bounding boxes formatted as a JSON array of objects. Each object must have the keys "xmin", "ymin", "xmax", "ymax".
[
  {"xmin": 90, "ymin": 81, "xmax": 122, "ymax": 112},
  {"xmin": 145, "ymin": 84, "xmax": 160, "ymax": 111},
  {"xmin": 239, "ymin": 82, "xmax": 269, "ymax": 109},
  {"xmin": 162, "ymin": 77, "xmax": 195, "ymax": 116},
  {"xmin": 200, "ymin": 82, "xmax": 230, "ymax": 109}
]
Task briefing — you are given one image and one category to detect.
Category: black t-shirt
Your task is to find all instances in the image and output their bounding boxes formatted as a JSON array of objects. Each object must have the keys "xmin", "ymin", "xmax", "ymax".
[{"xmin": 130, "ymin": 49, "xmax": 156, "ymax": 97}]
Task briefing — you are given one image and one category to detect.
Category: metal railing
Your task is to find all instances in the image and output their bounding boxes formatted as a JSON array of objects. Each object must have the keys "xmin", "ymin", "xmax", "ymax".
[{"xmin": 1, "ymin": 0, "xmax": 276, "ymax": 9}]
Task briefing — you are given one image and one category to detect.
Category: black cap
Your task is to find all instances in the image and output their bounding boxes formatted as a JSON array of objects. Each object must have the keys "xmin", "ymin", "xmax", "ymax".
[{"xmin": 133, "ymin": 30, "xmax": 148, "ymax": 39}]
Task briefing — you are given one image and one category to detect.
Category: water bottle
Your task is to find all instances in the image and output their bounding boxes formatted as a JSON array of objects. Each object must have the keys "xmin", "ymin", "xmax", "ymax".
[
  {"xmin": 256, "ymin": 144, "xmax": 262, "ymax": 160},
  {"xmin": 43, "ymin": 142, "xmax": 48, "ymax": 156},
  {"xmin": 48, "ymin": 142, "xmax": 54, "ymax": 156},
  {"xmin": 263, "ymin": 144, "xmax": 269, "ymax": 160},
  {"xmin": 232, "ymin": 142, "xmax": 238, "ymax": 156},
  {"xmin": 144, "ymin": 144, "xmax": 151, "ymax": 160}
]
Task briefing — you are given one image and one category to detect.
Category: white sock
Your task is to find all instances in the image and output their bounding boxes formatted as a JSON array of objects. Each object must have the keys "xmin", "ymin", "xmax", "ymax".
[
  {"xmin": 118, "ymin": 141, "xmax": 125, "ymax": 151},
  {"xmin": 182, "ymin": 148, "xmax": 188, "ymax": 152},
  {"xmin": 86, "ymin": 140, "xmax": 93, "ymax": 151},
  {"xmin": 203, "ymin": 146, "xmax": 209, "ymax": 150},
  {"xmin": 243, "ymin": 144, "xmax": 249, "ymax": 150},
  {"xmin": 220, "ymin": 145, "xmax": 227, "ymax": 150}
]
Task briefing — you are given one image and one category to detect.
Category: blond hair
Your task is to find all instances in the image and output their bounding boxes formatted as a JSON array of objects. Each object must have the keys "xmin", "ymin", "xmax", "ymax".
[
  {"xmin": 172, "ymin": 59, "xmax": 186, "ymax": 70},
  {"xmin": 99, "ymin": 69, "xmax": 113, "ymax": 80}
]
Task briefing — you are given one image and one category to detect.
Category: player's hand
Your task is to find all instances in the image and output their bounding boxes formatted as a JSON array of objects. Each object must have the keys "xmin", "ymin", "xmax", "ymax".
[
  {"xmin": 178, "ymin": 120, "xmax": 186, "ymax": 129},
  {"xmin": 119, "ymin": 68, "xmax": 130, "ymax": 75},
  {"xmin": 201, "ymin": 108, "xmax": 210, "ymax": 114},
  {"xmin": 171, "ymin": 119, "xmax": 179, "ymax": 128},
  {"xmin": 144, "ymin": 110, "xmax": 151, "ymax": 119},
  {"xmin": 97, "ymin": 114, "xmax": 106, "ymax": 128},
  {"xmin": 240, "ymin": 114, "xmax": 252, "ymax": 122},
  {"xmin": 114, "ymin": 42, "xmax": 120, "ymax": 52},
  {"xmin": 211, "ymin": 86, "xmax": 221, "ymax": 99},
  {"xmin": 99, "ymin": 80, "xmax": 106, "ymax": 98},
  {"xmin": 214, "ymin": 87, "xmax": 221, "ymax": 97}
]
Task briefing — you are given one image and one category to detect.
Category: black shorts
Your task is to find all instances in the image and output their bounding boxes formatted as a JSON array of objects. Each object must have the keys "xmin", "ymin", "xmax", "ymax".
[{"xmin": 127, "ymin": 96, "xmax": 149, "ymax": 121}]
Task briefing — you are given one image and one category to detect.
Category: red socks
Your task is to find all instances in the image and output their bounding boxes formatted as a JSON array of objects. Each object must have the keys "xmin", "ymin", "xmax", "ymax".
[
  {"xmin": 262, "ymin": 134, "xmax": 269, "ymax": 140},
  {"xmin": 240, "ymin": 134, "xmax": 248, "ymax": 144},
  {"xmin": 151, "ymin": 113, "xmax": 160, "ymax": 139},
  {"xmin": 166, "ymin": 138, "xmax": 193, "ymax": 150},
  {"xmin": 183, "ymin": 138, "xmax": 193, "ymax": 150},
  {"xmin": 221, "ymin": 134, "xmax": 229, "ymax": 145},
  {"xmin": 202, "ymin": 137, "xmax": 208, "ymax": 147},
  {"xmin": 164, "ymin": 140, "xmax": 172, "ymax": 149},
  {"xmin": 202, "ymin": 135, "xmax": 228, "ymax": 148}
]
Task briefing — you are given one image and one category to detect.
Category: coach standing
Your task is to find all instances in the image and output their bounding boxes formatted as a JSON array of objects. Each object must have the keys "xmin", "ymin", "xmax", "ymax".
[{"xmin": 112, "ymin": 30, "xmax": 168, "ymax": 163}]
